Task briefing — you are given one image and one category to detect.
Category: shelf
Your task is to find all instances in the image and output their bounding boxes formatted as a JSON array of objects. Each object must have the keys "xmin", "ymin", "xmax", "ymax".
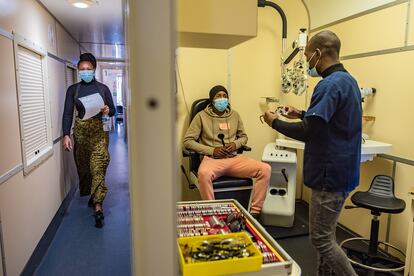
[{"xmin": 274, "ymin": 138, "xmax": 392, "ymax": 162}]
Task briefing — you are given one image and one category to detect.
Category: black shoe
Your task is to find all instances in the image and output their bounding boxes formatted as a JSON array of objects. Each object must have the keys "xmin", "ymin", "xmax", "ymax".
[
  {"xmin": 88, "ymin": 197, "xmax": 94, "ymax": 208},
  {"xmin": 94, "ymin": 210, "xmax": 104, "ymax": 228}
]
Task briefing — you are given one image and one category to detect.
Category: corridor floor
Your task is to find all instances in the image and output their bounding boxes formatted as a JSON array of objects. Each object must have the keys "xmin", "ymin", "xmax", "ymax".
[{"xmin": 34, "ymin": 125, "xmax": 131, "ymax": 276}]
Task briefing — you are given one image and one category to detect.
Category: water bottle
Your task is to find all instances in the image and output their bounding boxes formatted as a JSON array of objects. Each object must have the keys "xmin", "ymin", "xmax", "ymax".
[{"xmin": 102, "ymin": 114, "xmax": 111, "ymax": 132}]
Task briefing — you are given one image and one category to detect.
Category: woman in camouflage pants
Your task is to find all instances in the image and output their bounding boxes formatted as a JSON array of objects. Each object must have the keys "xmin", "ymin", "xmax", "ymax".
[{"xmin": 62, "ymin": 53, "xmax": 115, "ymax": 228}]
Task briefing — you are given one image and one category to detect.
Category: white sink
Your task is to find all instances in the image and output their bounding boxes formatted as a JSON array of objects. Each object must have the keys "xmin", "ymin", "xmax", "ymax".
[{"xmin": 275, "ymin": 138, "xmax": 392, "ymax": 162}]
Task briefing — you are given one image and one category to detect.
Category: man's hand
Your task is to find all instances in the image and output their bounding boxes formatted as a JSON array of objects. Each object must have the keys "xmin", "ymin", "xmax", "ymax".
[
  {"xmin": 224, "ymin": 142, "xmax": 236, "ymax": 153},
  {"xmin": 263, "ymin": 111, "xmax": 278, "ymax": 127},
  {"xmin": 101, "ymin": 105, "xmax": 110, "ymax": 115},
  {"xmin": 63, "ymin": 135, "xmax": 73, "ymax": 151},
  {"xmin": 281, "ymin": 105, "xmax": 302, "ymax": 119},
  {"xmin": 213, "ymin": 147, "xmax": 228, "ymax": 159}
]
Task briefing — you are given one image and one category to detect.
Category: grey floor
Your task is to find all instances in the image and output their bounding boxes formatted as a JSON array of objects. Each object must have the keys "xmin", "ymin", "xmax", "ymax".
[{"xmin": 269, "ymin": 201, "xmax": 404, "ymax": 276}]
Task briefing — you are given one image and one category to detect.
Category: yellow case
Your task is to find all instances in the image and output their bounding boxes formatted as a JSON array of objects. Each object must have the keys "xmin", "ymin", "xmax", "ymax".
[{"xmin": 178, "ymin": 232, "xmax": 262, "ymax": 276}]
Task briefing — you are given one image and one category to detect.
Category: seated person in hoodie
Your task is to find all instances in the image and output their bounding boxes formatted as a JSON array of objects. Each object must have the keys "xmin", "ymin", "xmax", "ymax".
[{"xmin": 183, "ymin": 85, "xmax": 271, "ymax": 218}]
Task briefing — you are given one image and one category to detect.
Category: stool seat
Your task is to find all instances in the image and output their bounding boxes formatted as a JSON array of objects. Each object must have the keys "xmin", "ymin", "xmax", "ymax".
[
  {"xmin": 351, "ymin": 175, "xmax": 405, "ymax": 214},
  {"xmin": 212, "ymin": 176, "xmax": 253, "ymax": 189},
  {"xmin": 352, "ymin": 192, "xmax": 405, "ymax": 214}
]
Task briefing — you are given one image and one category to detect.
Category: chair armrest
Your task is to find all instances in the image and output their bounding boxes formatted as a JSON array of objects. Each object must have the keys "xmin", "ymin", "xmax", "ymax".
[
  {"xmin": 183, "ymin": 148, "xmax": 197, "ymax": 157},
  {"xmin": 237, "ymin": 145, "xmax": 252, "ymax": 154},
  {"xmin": 242, "ymin": 145, "xmax": 252, "ymax": 151}
]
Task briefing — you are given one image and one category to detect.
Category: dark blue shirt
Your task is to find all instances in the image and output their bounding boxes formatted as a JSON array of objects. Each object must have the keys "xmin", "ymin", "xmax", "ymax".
[{"xmin": 304, "ymin": 64, "xmax": 362, "ymax": 192}]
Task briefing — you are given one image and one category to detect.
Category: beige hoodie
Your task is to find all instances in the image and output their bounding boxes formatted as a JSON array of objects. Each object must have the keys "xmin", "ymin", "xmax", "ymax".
[{"xmin": 183, "ymin": 105, "xmax": 248, "ymax": 157}]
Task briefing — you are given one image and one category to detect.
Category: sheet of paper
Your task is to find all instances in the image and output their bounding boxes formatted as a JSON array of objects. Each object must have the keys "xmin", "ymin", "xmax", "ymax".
[{"xmin": 78, "ymin": 93, "xmax": 104, "ymax": 120}]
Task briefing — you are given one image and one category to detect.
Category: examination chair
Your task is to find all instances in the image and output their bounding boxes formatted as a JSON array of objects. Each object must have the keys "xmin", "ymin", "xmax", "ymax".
[
  {"xmin": 182, "ymin": 98, "xmax": 253, "ymax": 209},
  {"xmin": 341, "ymin": 175, "xmax": 406, "ymax": 273}
]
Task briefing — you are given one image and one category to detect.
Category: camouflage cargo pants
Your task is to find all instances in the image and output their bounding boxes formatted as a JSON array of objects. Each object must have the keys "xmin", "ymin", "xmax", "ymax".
[{"xmin": 74, "ymin": 117, "xmax": 110, "ymax": 204}]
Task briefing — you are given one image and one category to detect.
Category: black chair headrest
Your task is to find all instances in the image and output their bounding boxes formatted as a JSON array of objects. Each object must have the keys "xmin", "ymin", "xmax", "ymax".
[{"xmin": 190, "ymin": 98, "xmax": 210, "ymax": 121}]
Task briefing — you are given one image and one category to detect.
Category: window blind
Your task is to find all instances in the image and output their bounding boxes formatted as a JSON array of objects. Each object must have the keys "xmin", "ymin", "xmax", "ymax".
[
  {"xmin": 14, "ymin": 35, "xmax": 53, "ymax": 175},
  {"xmin": 65, "ymin": 65, "xmax": 76, "ymax": 88}
]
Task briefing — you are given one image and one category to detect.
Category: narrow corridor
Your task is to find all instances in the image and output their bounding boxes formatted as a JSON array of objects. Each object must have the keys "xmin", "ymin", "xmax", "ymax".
[{"xmin": 34, "ymin": 125, "xmax": 131, "ymax": 276}]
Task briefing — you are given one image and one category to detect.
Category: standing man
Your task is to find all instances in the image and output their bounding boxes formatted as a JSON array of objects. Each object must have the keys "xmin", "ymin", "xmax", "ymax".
[{"xmin": 263, "ymin": 31, "xmax": 361, "ymax": 276}]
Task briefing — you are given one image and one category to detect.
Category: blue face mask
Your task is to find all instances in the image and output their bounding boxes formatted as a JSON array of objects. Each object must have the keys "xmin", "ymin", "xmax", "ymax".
[
  {"xmin": 79, "ymin": 70, "xmax": 95, "ymax": 83},
  {"xmin": 307, "ymin": 51, "xmax": 320, "ymax": 78},
  {"xmin": 213, "ymin": 98, "xmax": 228, "ymax": 112}
]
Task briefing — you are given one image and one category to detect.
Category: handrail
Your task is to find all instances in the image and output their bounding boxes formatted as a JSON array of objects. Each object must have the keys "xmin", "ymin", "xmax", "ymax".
[
  {"xmin": 377, "ymin": 153, "xmax": 414, "ymax": 253},
  {"xmin": 378, "ymin": 153, "xmax": 414, "ymax": 166}
]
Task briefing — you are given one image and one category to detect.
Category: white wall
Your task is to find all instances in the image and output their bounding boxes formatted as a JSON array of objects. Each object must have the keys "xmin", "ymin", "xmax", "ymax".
[
  {"xmin": 0, "ymin": 0, "xmax": 79, "ymax": 274},
  {"xmin": 127, "ymin": 0, "xmax": 178, "ymax": 275}
]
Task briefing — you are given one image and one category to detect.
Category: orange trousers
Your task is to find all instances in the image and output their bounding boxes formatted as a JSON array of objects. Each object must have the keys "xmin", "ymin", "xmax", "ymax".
[{"xmin": 198, "ymin": 155, "xmax": 271, "ymax": 213}]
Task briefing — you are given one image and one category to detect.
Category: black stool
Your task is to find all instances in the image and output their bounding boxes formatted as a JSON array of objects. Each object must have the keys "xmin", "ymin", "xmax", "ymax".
[{"xmin": 341, "ymin": 175, "xmax": 406, "ymax": 273}]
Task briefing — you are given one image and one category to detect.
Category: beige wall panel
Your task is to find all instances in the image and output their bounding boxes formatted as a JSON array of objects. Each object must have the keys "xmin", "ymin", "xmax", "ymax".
[
  {"xmin": 0, "ymin": 0, "xmax": 57, "ymax": 55},
  {"xmin": 0, "ymin": 142, "xmax": 63, "ymax": 275},
  {"xmin": 343, "ymin": 51, "xmax": 414, "ymax": 159},
  {"xmin": 315, "ymin": 4, "xmax": 407, "ymax": 56},
  {"xmin": 408, "ymin": 1, "xmax": 414, "ymax": 45},
  {"xmin": 176, "ymin": 48, "xmax": 227, "ymax": 140},
  {"xmin": 302, "ymin": 185, "xmax": 311, "ymax": 202},
  {"xmin": 0, "ymin": 36, "xmax": 22, "ymax": 176},
  {"xmin": 48, "ymin": 57, "xmax": 66, "ymax": 141},
  {"xmin": 388, "ymin": 165, "xmax": 413, "ymax": 253},
  {"xmin": 56, "ymin": 23, "xmax": 79, "ymax": 64},
  {"xmin": 305, "ymin": 0, "xmax": 396, "ymax": 30}
]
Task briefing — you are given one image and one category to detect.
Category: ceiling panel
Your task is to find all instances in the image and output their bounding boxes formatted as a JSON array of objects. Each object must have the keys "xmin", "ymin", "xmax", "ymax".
[
  {"xmin": 80, "ymin": 42, "xmax": 125, "ymax": 59},
  {"xmin": 39, "ymin": 0, "xmax": 124, "ymax": 58}
]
